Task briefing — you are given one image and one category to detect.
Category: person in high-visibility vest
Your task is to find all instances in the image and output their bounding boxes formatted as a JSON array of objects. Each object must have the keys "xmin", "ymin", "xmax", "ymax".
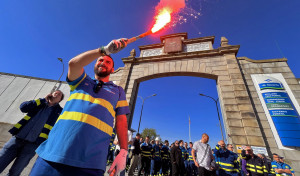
[
  {"xmin": 241, "ymin": 146, "xmax": 268, "ymax": 176},
  {"xmin": 213, "ymin": 140, "xmax": 239, "ymax": 176},
  {"xmin": 187, "ymin": 142, "xmax": 197, "ymax": 176},
  {"xmin": 107, "ymin": 129, "xmax": 116, "ymax": 166},
  {"xmin": 138, "ymin": 136, "xmax": 153, "ymax": 176},
  {"xmin": 271, "ymin": 154, "xmax": 295, "ymax": 176},
  {"xmin": 161, "ymin": 140, "xmax": 170, "ymax": 176},
  {"xmin": 153, "ymin": 137, "xmax": 162, "ymax": 176},
  {"xmin": 179, "ymin": 140, "xmax": 187, "ymax": 174}
]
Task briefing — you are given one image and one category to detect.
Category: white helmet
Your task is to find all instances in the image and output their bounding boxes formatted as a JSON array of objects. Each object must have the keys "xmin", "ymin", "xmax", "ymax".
[{"xmin": 155, "ymin": 137, "xmax": 160, "ymax": 141}]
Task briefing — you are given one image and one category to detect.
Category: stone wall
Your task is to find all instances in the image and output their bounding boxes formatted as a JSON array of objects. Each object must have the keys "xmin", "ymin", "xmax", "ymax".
[{"xmin": 237, "ymin": 57, "xmax": 300, "ymax": 174}]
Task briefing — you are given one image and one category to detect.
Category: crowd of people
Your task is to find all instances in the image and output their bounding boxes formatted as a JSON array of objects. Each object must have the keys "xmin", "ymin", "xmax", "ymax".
[{"xmin": 107, "ymin": 133, "xmax": 296, "ymax": 176}]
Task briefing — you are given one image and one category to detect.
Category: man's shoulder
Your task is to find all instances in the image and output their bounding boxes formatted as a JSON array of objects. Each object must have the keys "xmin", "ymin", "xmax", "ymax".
[{"xmin": 194, "ymin": 140, "xmax": 201, "ymax": 146}]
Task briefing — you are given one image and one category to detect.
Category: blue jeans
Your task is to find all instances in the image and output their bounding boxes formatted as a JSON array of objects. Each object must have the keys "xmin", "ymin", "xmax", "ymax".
[
  {"xmin": 30, "ymin": 157, "xmax": 104, "ymax": 176},
  {"xmin": 0, "ymin": 136, "xmax": 39, "ymax": 176},
  {"xmin": 150, "ymin": 159, "xmax": 155, "ymax": 175}
]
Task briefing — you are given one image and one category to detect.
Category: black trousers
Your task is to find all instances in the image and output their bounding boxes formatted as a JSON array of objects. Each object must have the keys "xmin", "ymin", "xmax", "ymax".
[
  {"xmin": 154, "ymin": 159, "xmax": 162, "ymax": 175},
  {"xmin": 138, "ymin": 157, "xmax": 151, "ymax": 176},
  {"xmin": 172, "ymin": 163, "xmax": 184, "ymax": 176},
  {"xmin": 197, "ymin": 166, "xmax": 215, "ymax": 176},
  {"xmin": 161, "ymin": 159, "xmax": 169, "ymax": 175}
]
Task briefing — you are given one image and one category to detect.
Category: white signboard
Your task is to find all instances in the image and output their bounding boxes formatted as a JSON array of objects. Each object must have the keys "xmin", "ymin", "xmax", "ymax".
[{"xmin": 251, "ymin": 146, "xmax": 268, "ymax": 156}]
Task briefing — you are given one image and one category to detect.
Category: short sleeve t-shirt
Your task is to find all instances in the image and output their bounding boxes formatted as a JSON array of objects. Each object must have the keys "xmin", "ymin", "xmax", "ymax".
[
  {"xmin": 193, "ymin": 140, "xmax": 212, "ymax": 170},
  {"xmin": 36, "ymin": 71, "xmax": 130, "ymax": 170}
]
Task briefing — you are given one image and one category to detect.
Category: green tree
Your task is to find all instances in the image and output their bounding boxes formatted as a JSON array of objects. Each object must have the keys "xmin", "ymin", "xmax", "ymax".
[{"xmin": 141, "ymin": 128, "xmax": 160, "ymax": 141}]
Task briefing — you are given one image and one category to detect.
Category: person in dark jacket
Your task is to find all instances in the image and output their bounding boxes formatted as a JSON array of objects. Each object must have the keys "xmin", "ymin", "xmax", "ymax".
[
  {"xmin": 0, "ymin": 90, "xmax": 64, "ymax": 176},
  {"xmin": 171, "ymin": 140, "xmax": 184, "ymax": 176},
  {"xmin": 128, "ymin": 133, "xmax": 141, "ymax": 176},
  {"xmin": 161, "ymin": 140, "xmax": 170, "ymax": 176},
  {"xmin": 241, "ymin": 146, "xmax": 268, "ymax": 176},
  {"xmin": 138, "ymin": 136, "xmax": 153, "ymax": 176}
]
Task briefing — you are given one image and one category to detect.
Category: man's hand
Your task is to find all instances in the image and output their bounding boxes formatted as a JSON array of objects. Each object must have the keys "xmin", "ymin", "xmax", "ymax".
[
  {"xmin": 284, "ymin": 169, "xmax": 292, "ymax": 174},
  {"xmin": 195, "ymin": 162, "xmax": 200, "ymax": 167},
  {"xmin": 45, "ymin": 93, "xmax": 52, "ymax": 103},
  {"xmin": 102, "ymin": 38, "xmax": 128, "ymax": 55},
  {"xmin": 107, "ymin": 149, "xmax": 128, "ymax": 176}
]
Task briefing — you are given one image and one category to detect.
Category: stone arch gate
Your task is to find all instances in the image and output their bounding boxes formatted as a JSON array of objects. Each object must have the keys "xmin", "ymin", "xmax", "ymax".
[
  {"xmin": 109, "ymin": 33, "xmax": 300, "ymax": 171},
  {"xmin": 111, "ymin": 32, "xmax": 260, "ymax": 147}
]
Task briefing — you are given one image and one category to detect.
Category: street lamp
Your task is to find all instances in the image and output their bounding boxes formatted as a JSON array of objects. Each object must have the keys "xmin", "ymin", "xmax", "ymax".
[
  {"xmin": 137, "ymin": 94, "xmax": 157, "ymax": 133},
  {"xmin": 199, "ymin": 93, "xmax": 225, "ymax": 141},
  {"xmin": 51, "ymin": 58, "xmax": 65, "ymax": 93}
]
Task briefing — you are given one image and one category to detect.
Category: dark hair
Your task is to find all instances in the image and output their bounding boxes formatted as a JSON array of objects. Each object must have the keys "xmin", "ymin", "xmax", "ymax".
[
  {"xmin": 227, "ymin": 144, "xmax": 232, "ymax": 147},
  {"xmin": 106, "ymin": 55, "xmax": 114, "ymax": 68},
  {"xmin": 189, "ymin": 142, "xmax": 193, "ymax": 145},
  {"xmin": 164, "ymin": 140, "xmax": 169, "ymax": 144},
  {"xmin": 56, "ymin": 90, "xmax": 64, "ymax": 102},
  {"xmin": 136, "ymin": 133, "xmax": 141, "ymax": 136},
  {"xmin": 179, "ymin": 140, "xmax": 183, "ymax": 144}
]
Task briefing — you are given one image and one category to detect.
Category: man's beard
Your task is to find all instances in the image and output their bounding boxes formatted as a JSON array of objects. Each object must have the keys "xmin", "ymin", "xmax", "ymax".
[{"xmin": 94, "ymin": 65, "xmax": 112, "ymax": 77}]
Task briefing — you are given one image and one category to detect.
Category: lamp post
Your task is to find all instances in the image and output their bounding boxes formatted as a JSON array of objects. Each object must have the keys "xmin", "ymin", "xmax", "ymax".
[
  {"xmin": 137, "ymin": 94, "xmax": 157, "ymax": 133},
  {"xmin": 51, "ymin": 58, "xmax": 64, "ymax": 93},
  {"xmin": 199, "ymin": 93, "xmax": 225, "ymax": 141}
]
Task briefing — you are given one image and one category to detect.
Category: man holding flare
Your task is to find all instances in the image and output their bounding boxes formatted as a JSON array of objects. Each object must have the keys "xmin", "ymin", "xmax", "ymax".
[{"xmin": 30, "ymin": 38, "xmax": 130, "ymax": 176}]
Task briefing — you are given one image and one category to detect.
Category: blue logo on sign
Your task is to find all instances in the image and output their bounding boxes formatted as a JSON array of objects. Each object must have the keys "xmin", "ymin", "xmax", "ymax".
[{"xmin": 264, "ymin": 79, "xmax": 272, "ymax": 82}]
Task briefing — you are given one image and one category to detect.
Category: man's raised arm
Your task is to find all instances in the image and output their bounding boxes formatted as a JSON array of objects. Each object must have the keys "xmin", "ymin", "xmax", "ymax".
[{"xmin": 68, "ymin": 38, "xmax": 128, "ymax": 81}]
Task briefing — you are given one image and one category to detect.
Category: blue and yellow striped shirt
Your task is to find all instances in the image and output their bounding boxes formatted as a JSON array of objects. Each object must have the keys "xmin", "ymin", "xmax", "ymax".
[{"xmin": 36, "ymin": 72, "xmax": 130, "ymax": 170}]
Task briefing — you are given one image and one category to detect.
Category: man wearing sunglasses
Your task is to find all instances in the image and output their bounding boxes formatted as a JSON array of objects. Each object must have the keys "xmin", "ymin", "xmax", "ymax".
[
  {"xmin": 241, "ymin": 146, "xmax": 268, "ymax": 176},
  {"xmin": 30, "ymin": 38, "xmax": 130, "ymax": 176}
]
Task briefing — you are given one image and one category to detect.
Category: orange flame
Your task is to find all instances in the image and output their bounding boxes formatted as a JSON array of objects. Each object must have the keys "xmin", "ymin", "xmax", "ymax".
[{"xmin": 151, "ymin": 8, "xmax": 171, "ymax": 33}]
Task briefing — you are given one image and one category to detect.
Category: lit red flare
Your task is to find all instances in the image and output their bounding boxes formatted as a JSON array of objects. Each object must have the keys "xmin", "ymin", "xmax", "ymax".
[
  {"xmin": 151, "ymin": 8, "xmax": 171, "ymax": 33},
  {"xmin": 127, "ymin": 0, "xmax": 185, "ymax": 44}
]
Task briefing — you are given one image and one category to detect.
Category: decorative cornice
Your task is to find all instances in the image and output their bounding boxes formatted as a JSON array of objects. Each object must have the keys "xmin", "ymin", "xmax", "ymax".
[
  {"xmin": 183, "ymin": 36, "xmax": 215, "ymax": 45},
  {"xmin": 237, "ymin": 57, "xmax": 287, "ymax": 63},
  {"xmin": 160, "ymin": 33, "xmax": 188, "ymax": 42},
  {"xmin": 122, "ymin": 45, "xmax": 240, "ymax": 64},
  {"xmin": 138, "ymin": 35, "xmax": 215, "ymax": 51},
  {"xmin": 139, "ymin": 43, "xmax": 164, "ymax": 50}
]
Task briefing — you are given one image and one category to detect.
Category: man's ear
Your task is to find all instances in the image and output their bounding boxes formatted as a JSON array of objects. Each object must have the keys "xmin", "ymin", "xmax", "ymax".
[{"xmin": 111, "ymin": 68, "xmax": 114, "ymax": 73}]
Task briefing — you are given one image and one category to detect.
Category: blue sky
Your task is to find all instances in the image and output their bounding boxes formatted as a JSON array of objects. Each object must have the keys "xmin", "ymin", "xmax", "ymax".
[{"xmin": 1, "ymin": 0, "xmax": 300, "ymax": 146}]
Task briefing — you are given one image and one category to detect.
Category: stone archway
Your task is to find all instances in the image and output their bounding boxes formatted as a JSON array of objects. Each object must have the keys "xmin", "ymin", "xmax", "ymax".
[
  {"xmin": 110, "ymin": 33, "xmax": 262, "ymax": 148},
  {"xmin": 110, "ymin": 33, "xmax": 300, "ymax": 172}
]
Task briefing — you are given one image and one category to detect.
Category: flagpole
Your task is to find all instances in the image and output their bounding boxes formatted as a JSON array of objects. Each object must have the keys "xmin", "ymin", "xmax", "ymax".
[{"xmin": 189, "ymin": 115, "xmax": 191, "ymax": 142}]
